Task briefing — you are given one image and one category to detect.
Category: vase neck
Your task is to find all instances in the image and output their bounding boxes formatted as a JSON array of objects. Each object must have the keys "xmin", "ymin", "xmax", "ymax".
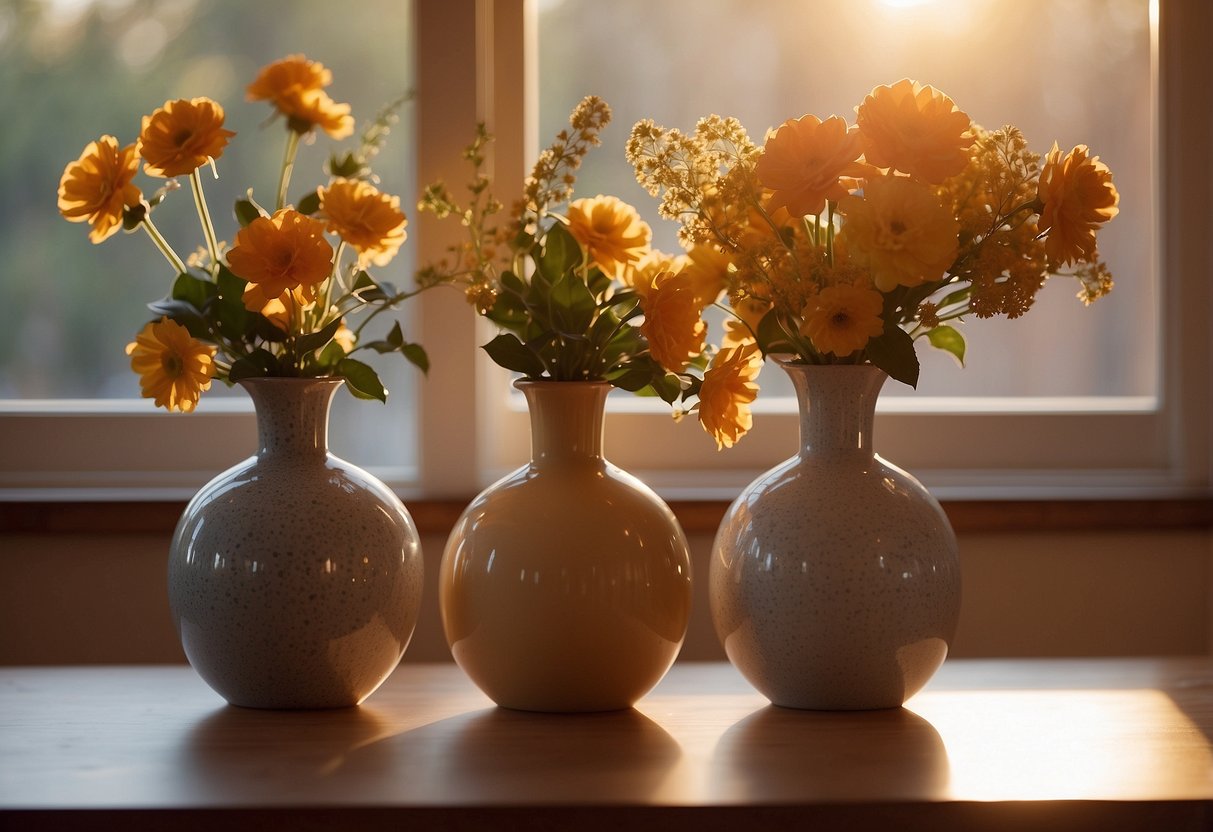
[
  {"xmin": 519, "ymin": 381, "xmax": 609, "ymax": 464},
  {"xmin": 782, "ymin": 363, "xmax": 887, "ymax": 456},
  {"xmin": 240, "ymin": 377, "xmax": 342, "ymax": 460}
]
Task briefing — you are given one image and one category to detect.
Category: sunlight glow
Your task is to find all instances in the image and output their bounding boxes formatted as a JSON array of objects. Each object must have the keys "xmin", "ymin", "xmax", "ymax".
[{"xmin": 910, "ymin": 689, "xmax": 1213, "ymax": 801}]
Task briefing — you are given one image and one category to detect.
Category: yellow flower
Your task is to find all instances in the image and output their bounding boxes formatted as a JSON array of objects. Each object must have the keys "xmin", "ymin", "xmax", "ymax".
[
  {"xmin": 621, "ymin": 248, "xmax": 682, "ymax": 297},
  {"xmin": 698, "ymin": 343, "xmax": 761, "ymax": 450},
  {"xmin": 566, "ymin": 194, "xmax": 652, "ymax": 276},
  {"xmin": 855, "ymin": 79, "xmax": 973, "ymax": 184},
  {"xmin": 227, "ymin": 209, "xmax": 334, "ymax": 307},
  {"xmin": 800, "ymin": 283, "xmax": 886, "ymax": 357},
  {"xmin": 319, "ymin": 179, "xmax": 408, "ymax": 267},
  {"xmin": 640, "ymin": 270, "xmax": 707, "ymax": 372},
  {"xmin": 125, "ymin": 318, "xmax": 215, "ymax": 412},
  {"xmin": 137, "ymin": 97, "xmax": 235, "ymax": 178},
  {"xmin": 755, "ymin": 114, "xmax": 865, "ymax": 217},
  {"xmin": 333, "ymin": 321, "xmax": 356, "ymax": 354},
  {"xmin": 722, "ymin": 296, "xmax": 771, "ymax": 349},
  {"xmin": 57, "ymin": 135, "xmax": 142, "ymax": 244},
  {"xmin": 1037, "ymin": 143, "xmax": 1119, "ymax": 267},
  {"xmin": 681, "ymin": 245, "xmax": 731, "ymax": 308},
  {"xmin": 247, "ymin": 54, "xmax": 354, "ymax": 139},
  {"xmin": 837, "ymin": 176, "xmax": 959, "ymax": 292}
]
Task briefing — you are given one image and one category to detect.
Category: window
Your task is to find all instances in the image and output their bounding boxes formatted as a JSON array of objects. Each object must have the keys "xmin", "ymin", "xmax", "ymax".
[{"xmin": 1, "ymin": 0, "xmax": 1209, "ymax": 501}]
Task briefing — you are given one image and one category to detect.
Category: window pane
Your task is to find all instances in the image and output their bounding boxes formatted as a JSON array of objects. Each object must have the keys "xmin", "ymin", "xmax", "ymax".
[
  {"xmin": 2, "ymin": 0, "xmax": 417, "ymax": 467},
  {"xmin": 538, "ymin": 0, "xmax": 1154, "ymax": 398}
]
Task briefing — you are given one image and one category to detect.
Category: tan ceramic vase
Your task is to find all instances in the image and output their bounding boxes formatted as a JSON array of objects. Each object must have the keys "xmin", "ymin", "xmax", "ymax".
[
  {"xmin": 440, "ymin": 380, "xmax": 692, "ymax": 712},
  {"xmin": 167, "ymin": 377, "xmax": 424, "ymax": 709}
]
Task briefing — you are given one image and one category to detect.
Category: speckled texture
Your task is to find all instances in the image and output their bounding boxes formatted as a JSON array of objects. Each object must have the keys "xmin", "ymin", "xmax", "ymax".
[
  {"xmin": 710, "ymin": 363, "xmax": 961, "ymax": 710},
  {"xmin": 167, "ymin": 378, "xmax": 423, "ymax": 709},
  {"xmin": 440, "ymin": 381, "xmax": 692, "ymax": 713}
]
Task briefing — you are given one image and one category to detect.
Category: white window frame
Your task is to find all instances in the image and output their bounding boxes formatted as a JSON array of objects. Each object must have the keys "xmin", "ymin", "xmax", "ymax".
[{"xmin": 0, "ymin": 0, "xmax": 1208, "ymax": 502}]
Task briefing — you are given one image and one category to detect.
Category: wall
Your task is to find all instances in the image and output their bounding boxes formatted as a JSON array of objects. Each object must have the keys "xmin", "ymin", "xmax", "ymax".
[{"xmin": 2, "ymin": 526, "xmax": 1209, "ymax": 665}]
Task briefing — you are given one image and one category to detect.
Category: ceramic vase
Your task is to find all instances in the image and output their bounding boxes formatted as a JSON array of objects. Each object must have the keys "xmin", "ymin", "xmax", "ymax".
[
  {"xmin": 440, "ymin": 380, "xmax": 692, "ymax": 712},
  {"xmin": 710, "ymin": 362, "xmax": 961, "ymax": 710},
  {"xmin": 167, "ymin": 377, "xmax": 424, "ymax": 709}
]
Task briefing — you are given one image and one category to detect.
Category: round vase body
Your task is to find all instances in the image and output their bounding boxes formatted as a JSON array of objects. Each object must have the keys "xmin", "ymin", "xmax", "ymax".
[
  {"xmin": 167, "ymin": 378, "xmax": 424, "ymax": 709},
  {"xmin": 440, "ymin": 381, "xmax": 692, "ymax": 712},
  {"xmin": 710, "ymin": 363, "xmax": 960, "ymax": 710}
]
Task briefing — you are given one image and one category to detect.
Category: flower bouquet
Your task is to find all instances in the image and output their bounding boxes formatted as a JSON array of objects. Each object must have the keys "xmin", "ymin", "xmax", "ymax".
[
  {"xmin": 417, "ymin": 95, "xmax": 761, "ymax": 449},
  {"xmin": 627, "ymin": 77, "xmax": 1120, "ymax": 389},
  {"xmin": 57, "ymin": 54, "xmax": 434, "ymax": 412}
]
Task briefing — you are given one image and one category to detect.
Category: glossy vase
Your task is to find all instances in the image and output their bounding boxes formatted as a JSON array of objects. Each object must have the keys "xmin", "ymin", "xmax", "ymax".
[
  {"xmin": 167, "ymin": 377, "xmax": 424, "ymax": 709},
  {"xmin": 440, "ymin": 380, "xmax": 692, "ymax": 712},
  {"xmin": 710, "ymin": 363, "xmax": 960, "ymax": 710}
]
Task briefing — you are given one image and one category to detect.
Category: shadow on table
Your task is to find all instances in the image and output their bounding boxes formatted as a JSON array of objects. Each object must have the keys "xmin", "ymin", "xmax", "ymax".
[{"xmin": 709, "ymin": 704, "xmax": 951, "ymax": 802}]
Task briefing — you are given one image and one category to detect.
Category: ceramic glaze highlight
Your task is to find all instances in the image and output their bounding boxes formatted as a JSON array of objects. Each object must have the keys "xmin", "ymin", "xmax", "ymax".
[
  {"xmin": 710, "ymin": 363, "xmax": 960, "ymax": 710},
  {"xmin": 168, "ymin": 378, "xmax": 423, "ymax": 709},
  {"xmin": 440, "ymin": 381, "xmax": 692, "ymax": 712}
]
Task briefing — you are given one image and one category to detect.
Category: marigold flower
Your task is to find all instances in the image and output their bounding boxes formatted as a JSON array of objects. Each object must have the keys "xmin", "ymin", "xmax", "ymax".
[
  {"xmin": 756, "ymin": 114, "xmax": 865, "ymax": 217},
  {"xmin": 800, "ymin": 283, "xmax": 886, "ymax": 357},
  {"xmin": 566, "ymin": 194, "xmax": 652, "ymax": 276},
  {"xmin": 837, "ymin": 176, "xmax": 959, "ymax": 292},
  {"xmin": 137, "ymin": 97, "xmax": 235, "ymax": 178},
  {"xmin": 1036, "ymin": 143, "xmax": 1119, "ymax": 267},
  {"xmin": 57, "ymin": 135, "xmax": 142, "ymax": 243},
  {"xmin": 125, "ymin": 318, "xmax": 215, "ymax": 412},
  {"xmin": 698, "ymin": 343, "xmax": 761, "ymax": 450},
  {"xmin": 681, "ymin": 245, "xmax": 731, "ymax": 308},
  {"xmin": 640, "ymin": 270, "xmax": 707, "ymax": 372},
  {"xmin": 855, "ymin": 79, "xmax": 973, "ymax": 183},
  {"xmin": 247, "ymin": 54, "xmax": 354, "ymax": 139},
  {"xmin": 319, "ymin": 178, "xmax": 408, "ymax": 267},
  {"xmin": 227, "ymin": 209, "xmax": 334, "ymax": 307}
]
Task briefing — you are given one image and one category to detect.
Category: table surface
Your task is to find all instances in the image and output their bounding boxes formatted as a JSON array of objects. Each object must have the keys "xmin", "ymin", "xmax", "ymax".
[{"xmin": 2, "ymin": 659, "xmax": 1213, "ymax": 831}]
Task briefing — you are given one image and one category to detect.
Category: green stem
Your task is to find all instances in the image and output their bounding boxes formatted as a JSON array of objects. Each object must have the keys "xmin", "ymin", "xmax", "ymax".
[
  {"xmin": 276, "ymin": 129, "xmax": 301, "ymax": 211},
  {"xmin": 189, "ymin": 169, "xmax": 220, "ymax": 270},
  {"xmin": 140, "ymin": 217, "xmax": 187, "ymax": 275}
]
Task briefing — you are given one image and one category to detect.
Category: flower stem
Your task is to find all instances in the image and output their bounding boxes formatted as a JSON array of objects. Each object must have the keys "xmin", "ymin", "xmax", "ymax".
[
  {"xmin": 189, "ymin": 169, "xmax": 220, "ymax": 270},
  {"xmin": 276, "ymin": 129, "xmax": 301, "ymax": 211},
  {"xmin": 140, "ymin": 217, "xmax": 187, "ymax": 275}
]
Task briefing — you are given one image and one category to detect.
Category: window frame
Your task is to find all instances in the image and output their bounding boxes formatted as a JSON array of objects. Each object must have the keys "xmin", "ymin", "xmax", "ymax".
[{"xmin": 0, "ymin": 0, "xmax": 1208, "ymax": 502}]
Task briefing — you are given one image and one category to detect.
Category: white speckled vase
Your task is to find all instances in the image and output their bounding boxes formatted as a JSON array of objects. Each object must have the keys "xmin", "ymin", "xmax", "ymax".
[
  {"xmin": 167, "ymin": 377, "xmax": 423, "ymax": 709},
  {"xmin": 440, "ymin": 381, "xmax": 692, "ymax": 712},
  {"xmin": 710, "ymin": 362, "xmax": 960, "ymax": 710}
]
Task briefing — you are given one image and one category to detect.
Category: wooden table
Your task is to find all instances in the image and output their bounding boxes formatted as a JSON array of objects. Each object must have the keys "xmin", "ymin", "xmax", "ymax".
[{"xmin": 2, "ymin": 660, "xmax": 1212, "ymax": 831}]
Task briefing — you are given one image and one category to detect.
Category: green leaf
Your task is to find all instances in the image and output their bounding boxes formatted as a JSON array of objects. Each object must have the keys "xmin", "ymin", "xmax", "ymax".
[
  {"xmin": 755, "ymin": 308, "xmax": 797, "ymax": 356},
  {"xmin": 926, "ymin": 325, "xmax": 966, "ymax": 367},
  {"xmin": 146, "ymin": 298, "xmax": 208, "ymax": 338},
  {"xmin": 295, "ymin": 317, "xmax": 344, "ymax": 354},
  {"xmin": 228, "ymin": 348, "xmax": 278, "ymax": 382},
  {"xmin": 482, "ymin": 333, "xmax": 546, "ymax": 377},
  {"xmin": 296, "ymin": 189, "xmax": 321, "ymax": 216},
  {"xmin": 249, "ymin": 313, "xmax": 288, "ymax": 343},
  {"xmin": 234, "ymin": 198, "xmax": 263, "ymax": 227},
  {"xmin": 336, "ymin": 358, "xmax": 388, "ymax": 402},
  {"xmin": 171, "ymin": 273, "xmax": 215, "ymax": 308},
  {"xmin": 316, "ymin": 340, "xmax": 347, "ymax": 367},
  {"xmin": 536, "ymin": 221, "xmax": 583, "ymax": 284},
  {"xmin": 864, "ymin": 323, "xmax": 920, "ymax": 388},
  {"xmin": 400, "ymin": 343, "xmax": 430, "ymax": 374},
  {"xmin": 386, "ymin": 320, "xmax": 405, "ymax": 348},
  {"xmin": 548, "ymin": 270, "xmax": 596, "ymax": 337}
]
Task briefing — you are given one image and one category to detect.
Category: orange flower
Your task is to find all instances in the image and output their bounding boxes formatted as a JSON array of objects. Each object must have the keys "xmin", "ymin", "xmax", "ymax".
[
  {"xmin": 125, "ymin": 318, "xmax": 215, "ymax": 412},
  {"xmin": 319, "ymin": 179, "xmax": 408, "ymax": 267},
  {"xmin": 837, "ymin": 176, "xmax": 959, "ymax": 292},
  {"xmin": 137, "ymin": 98, "xmax": 235, "ymax": 178},
  {"xmin": 755, "ymin": 115, "xmax": 865, "ymax": 217},
  {"xmin": 800, "ymin": 283, "xmax": 886, "ymax": 357},
  {"xmin": 57, "ymin": 135, "xmax": 142, "ymax": 243},
  {"xmin": 855, "ymin": 79, "xmax": 973, "ymax": 184},
  {"xmin": 566, "ymin": 195, "xmax": 652, "ymax": 276},
  {"xmin": 1037, "ymin": 143, "xmax": 1119, "ymax": 266},
  {"xmin": 247, "ymin": 54, "xmax": 354, "ymax": 139},
  {"xmin": 227, "ymin": 209, "xmax": 334, "ymax": 307},
  {"xmin": 640, "ymin": 270, "xmax": 707, "ymax": 372},
  {"xmin": 698, "ymin": 343, "xmax": 761, "ymax": 450},
  {"xmin": 621, "ymin": 249, "xmax": 681, "ymax": 297}
]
